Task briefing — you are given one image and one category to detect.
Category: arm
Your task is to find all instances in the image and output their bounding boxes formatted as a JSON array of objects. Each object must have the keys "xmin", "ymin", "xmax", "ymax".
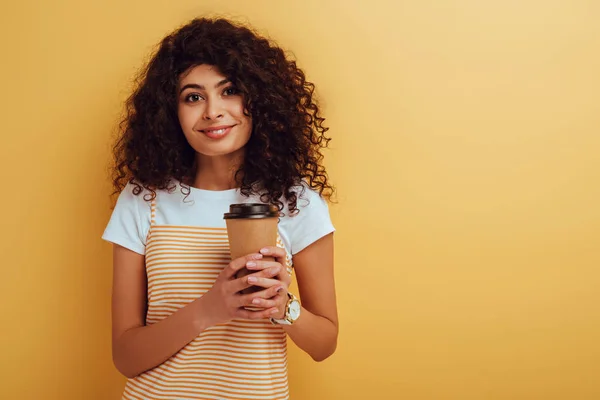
[
  {"xmin": 111, "ymin": 244, "xmax": 280, "ymax": 378},
  {"xmin": 250, "ymin": 234, "xmax": 338, "ymax": 361},
  {"xmin": 283, "ymin": 233, "xmax": 338, "ymax": 361},
  {"xmin": 111, "ymin": 244, "xmax": 210, "ymax": 378}
]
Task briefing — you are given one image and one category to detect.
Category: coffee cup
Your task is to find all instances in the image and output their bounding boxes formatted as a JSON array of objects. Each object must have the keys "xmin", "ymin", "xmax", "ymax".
[{"xmin": 224, "ymin": 203, "xmax": 279, "ymax": 294}]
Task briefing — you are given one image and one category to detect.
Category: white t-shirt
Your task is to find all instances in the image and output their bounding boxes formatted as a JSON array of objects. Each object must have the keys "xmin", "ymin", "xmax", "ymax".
[{"xmin": 102, "ymin": 180, "xmax": 335, "ymax": 261}]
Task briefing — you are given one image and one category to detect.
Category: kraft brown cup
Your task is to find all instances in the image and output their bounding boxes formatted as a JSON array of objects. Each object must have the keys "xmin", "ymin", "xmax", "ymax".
[{"xmin": 224, "ymin": 203, "xmax": 279, "ymax": 295}]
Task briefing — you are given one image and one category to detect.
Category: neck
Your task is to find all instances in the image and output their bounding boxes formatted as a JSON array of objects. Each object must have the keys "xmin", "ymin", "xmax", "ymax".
[{"xmin": 191, "ymin": 151, "xmax": 244, "ymax": 191}]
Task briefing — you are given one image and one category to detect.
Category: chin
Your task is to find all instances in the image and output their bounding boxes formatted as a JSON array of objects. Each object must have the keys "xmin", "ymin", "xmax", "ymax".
[{"xmin": 195, "ymin": 143, "xmax": 247, "ymax": 158}]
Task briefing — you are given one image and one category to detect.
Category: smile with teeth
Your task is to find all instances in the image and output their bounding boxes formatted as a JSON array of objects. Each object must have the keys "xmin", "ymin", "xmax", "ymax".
[
  {"xmin": 205, "ymin": 128, "xmax": 227, "ymax": 134},
  {"xmin": 200, "ymin": 125, "xmax": 234, "ymax": 138}
]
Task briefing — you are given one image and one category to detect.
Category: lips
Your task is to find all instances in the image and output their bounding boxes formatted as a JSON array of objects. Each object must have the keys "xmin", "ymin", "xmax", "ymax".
[{"xmin": 200, "ymin": 125, "xmax": 234, "ymax": 139}]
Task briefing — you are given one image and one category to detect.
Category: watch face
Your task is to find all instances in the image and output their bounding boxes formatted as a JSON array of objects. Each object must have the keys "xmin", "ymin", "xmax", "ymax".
[{"xmin": 289, "ymin": 300, "xmax": 301, "ymax": 320}]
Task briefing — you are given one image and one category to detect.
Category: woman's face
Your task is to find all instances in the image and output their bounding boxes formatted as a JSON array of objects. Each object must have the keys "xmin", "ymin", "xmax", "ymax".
[{"xmin": 177, "ymin": 64, "xmax": 252, "ymax": 158}]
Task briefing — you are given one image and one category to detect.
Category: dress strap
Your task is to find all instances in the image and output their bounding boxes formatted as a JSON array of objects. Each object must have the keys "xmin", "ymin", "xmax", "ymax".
[{"xmin": 150, "ymin": 196, "xmax": 157, "ymax": 226}]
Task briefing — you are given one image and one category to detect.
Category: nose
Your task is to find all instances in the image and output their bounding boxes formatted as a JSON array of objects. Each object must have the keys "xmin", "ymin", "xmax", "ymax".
[{"xmin": 203, "ymin": 98, "xmax": 224, "ymax": 120}]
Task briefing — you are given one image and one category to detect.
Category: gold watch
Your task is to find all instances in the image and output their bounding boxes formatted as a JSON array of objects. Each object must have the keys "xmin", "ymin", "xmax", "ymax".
[{"xmin": 270, "ymin": 292, "xmax": 301, "ymax": 325}]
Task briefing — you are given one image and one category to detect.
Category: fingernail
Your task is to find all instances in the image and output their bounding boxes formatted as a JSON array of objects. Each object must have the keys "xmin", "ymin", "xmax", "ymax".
[
  {"xmin": 252, "ymin": 298, "xmax": 261, "ymax": 305},
  {"xmin": 269, "ymin": 267, "xmax": 280, "ymax": 275},
  {"xmin": 260, "ymin": 248, "xmax": 270, "ymax": 254},
  {"xmin": 271, "ymin": 308, "xmax": 279, "ymax": 314},
  {"xmin": 246, "ymin": 261, "xmax": 257, "ymax": 268},
  {"xmin": 248, "ymin": 277, "xmax": 257, "ymax": 283},
  {"xmin": 253, "ymin": 254, "xmax": 263, "ymax": 260}
]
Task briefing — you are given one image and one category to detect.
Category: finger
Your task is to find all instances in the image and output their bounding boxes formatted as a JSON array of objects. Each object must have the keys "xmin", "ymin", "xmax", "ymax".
[
  {"xmin": 239, "ymin": 284, "xmax": 285, "ymax": 306},
  {"xmin": 259, "ymin": 246, "xmax": 286, "ymax": 262},
  {"xmin": 223, "ymin": 253, "xmax": 263, "ymax": 279},
  {"xmin": 275, "ymin": 266, "xmax": 292, "ymax": 286},
  {"xmin": 248, "ymin": 262, "xmax": 288, "ymax": 286},
  {"xmin": 246, "ymin": 276, "xmax": 281, "ymax": 290},
  {"xmin": 251, "ymin": 265, "xmax": 282, "ymax": 280},
  {"xmin": 236, "ymin": 307, "xmax": 280, "ymax": 320},
  {"xmin": 246, "ymin": 289, "xmax": 287, "ymax": 308},
  {"xmin": 229, "ymin": 266, "xmax": 282, "ymax": 294},
  {"xmin": 245, "ymin": 260, "xmax": 282, "ymax": 271},
  {"xmin": 246, "ymin": 297, "xmax": 279, "ymax": 309}
]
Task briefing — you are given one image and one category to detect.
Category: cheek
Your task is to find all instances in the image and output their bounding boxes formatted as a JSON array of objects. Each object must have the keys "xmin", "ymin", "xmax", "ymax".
[
  {"xmin": 242, "ymin": 114, "xmax": 252, "ymax": 130},
  {"xmin": 230, "ymin": 100, "xmax": 250, "ymax": 122},
  {"xmin": 230, "ymin": 105, "xmax": 252, "ymax": 137},
  {"xmin": 178, "ymin": 106, "xmax": 199, "ymax": 132},
  {"xmin": 239, "ymin": 116, "xmax": 253, "ymax": 141},
  {"xmin": 236, "ymin": 109, "xmax": 252, "ymax": 131}
]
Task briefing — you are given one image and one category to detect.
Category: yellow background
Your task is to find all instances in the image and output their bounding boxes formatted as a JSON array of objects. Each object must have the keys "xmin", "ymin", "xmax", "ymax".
[{"xmin": 1, "ymin": 0, "xmax": 599, "ymax": 399}]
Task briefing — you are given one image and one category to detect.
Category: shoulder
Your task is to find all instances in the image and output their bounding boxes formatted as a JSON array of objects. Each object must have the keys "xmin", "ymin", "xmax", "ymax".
[
  {"xmin": 103, "ymin": 181, "xmax": 154, "ymax": 255},
  {"xmin": 114, "ymin": 181, "xmax": 153, "ymax": 210},
  {"xmin": 278, "ymin": 182, "xmax": 335, "ymax": 255},
  {"xmin": 112, "ymin": 179, "xmax": 192, "ymax": 227},
  {"xmin": 119, "ymin": 179, "xmax": 188, "ymax": 204},
  {"xmin": 281, "ymin": 183, "xmax": 329, "ymax": 218}
]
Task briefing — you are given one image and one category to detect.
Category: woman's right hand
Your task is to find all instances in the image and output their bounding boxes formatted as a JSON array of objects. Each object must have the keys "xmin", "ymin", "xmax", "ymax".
[{"xmin": 199, "ymin": 253, "xmax": 283, "ymax": 326}]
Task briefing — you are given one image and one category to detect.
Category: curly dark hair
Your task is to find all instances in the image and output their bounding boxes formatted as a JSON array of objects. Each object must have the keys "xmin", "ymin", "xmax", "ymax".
[{"xmin": 110, "ymin": 17, "xmax": 334, "ymax": 215}]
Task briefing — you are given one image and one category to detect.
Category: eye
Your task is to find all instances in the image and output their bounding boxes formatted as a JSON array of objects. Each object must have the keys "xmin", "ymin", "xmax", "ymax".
[
  {"xmin": 223, "ymin": 87, "xmax": 239, "ymax": 96},
  {"xmin": 185, "ymin": 93, "xmax": 203, "ymax": 103}
]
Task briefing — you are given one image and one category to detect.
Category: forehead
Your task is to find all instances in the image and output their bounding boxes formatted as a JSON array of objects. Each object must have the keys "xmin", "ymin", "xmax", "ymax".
[{"xmin": 178, "ymin": 64, "xmax": 227, "ymax": 87}]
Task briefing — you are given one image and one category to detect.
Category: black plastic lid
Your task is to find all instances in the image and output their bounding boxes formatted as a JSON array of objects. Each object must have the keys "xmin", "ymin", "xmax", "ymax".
[{"xmin": 223, "ymin": 203, "xmax": 279, "ymax": 219}]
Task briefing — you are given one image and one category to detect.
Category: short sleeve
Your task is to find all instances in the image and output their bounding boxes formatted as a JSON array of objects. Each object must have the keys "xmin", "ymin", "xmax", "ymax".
[
  {"xmin": 101, "ymin": 182, "xmax": 152, "ymax": 255},
  {"xmin": 280, "ymin": 185, "xmax": 335, "ymax": 255}
]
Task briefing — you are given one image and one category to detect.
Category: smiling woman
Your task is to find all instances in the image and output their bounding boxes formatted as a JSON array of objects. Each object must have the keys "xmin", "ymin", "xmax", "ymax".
[
  {"xmin": 103, "ymin": 17, "xmax": 338, "ymax": 400},
  {"xmin": 111, "ymin": 18, "xmax": 334, "ymax": 213},
  {"xmin": 177, "ymin": 65, "xmax": 252, "ymax": 159}
]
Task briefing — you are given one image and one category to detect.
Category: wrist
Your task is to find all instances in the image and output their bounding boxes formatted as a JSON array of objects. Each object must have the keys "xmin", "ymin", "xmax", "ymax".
[
  {"xmin": 191, "ymin": 296, "xmax": 215, "ymax": 333},
  {"xmin": 270, "ymin": 292, "xmax": 301, "ymax": 326}
]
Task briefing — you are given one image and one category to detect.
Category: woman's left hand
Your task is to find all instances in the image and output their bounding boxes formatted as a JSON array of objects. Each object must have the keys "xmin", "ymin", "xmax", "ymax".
[{"xmin": 240, "ymin": 246, "xmax": 292, "ymax": 319}]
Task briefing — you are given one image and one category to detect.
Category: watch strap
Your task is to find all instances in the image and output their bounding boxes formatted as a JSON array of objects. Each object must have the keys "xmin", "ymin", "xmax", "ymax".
[{"xmin": 270, "ymin": 292, "xmax": 299, "ymax": 325}]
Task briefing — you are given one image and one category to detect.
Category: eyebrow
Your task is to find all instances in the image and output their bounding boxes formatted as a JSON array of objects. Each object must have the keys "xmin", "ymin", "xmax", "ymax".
[{"xmin": 179, "ymin": 79, "xmax": 231, "ymax": 94}]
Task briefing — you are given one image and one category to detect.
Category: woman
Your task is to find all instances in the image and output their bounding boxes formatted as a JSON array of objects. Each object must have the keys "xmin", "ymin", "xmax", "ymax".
[{"xmin": 102, "ymin": 17, "xmax": 338, "ymax": 399}]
